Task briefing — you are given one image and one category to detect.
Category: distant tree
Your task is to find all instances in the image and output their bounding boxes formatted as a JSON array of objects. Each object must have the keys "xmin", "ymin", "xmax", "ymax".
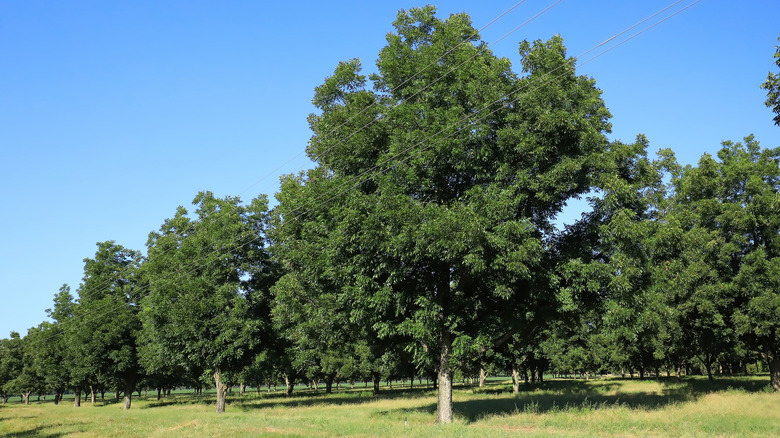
[
  {"xmin": 65, "ymin": 241, "xmax": 144, "ymax": 409},
  {"xmin": 662, "ymin": 136, "xmax": 780, "ymax": 389},
  {"xmin": 141, "ymin": 191, "xmax": 272, "ymax": 412},
  {"xmin": 761, "ymin": 38, "xmax": 780, "ymax": 126},
  {"xmin": 0, "ymin": 332, "xmax": 24, "ymax": 404},
  {"xmin": 5, "ymin": 329, "xmax": 45, "ymax": 405},
  {"xmin": 556, "ymin": 137, "xmax": 672, "ymax": 378}
]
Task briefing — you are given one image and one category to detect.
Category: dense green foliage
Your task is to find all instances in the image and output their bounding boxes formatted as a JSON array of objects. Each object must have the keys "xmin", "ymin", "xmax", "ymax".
[{"xmin": 0, "ymin": 7, "xmax": 778, "ymax": 426}]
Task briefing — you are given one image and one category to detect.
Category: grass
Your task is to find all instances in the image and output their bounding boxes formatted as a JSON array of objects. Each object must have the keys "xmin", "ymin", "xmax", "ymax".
[{"xmin": 1, "ymin": 376, "xmax": 778, "ymax": 437}]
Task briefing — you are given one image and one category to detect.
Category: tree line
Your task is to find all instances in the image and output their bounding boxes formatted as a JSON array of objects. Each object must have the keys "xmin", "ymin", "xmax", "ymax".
[{"xmin": 1, "ymin": 7, "xmax": 779, "ymax": 423}]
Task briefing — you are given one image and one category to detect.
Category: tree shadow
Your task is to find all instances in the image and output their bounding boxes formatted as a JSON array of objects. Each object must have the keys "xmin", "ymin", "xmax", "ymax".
[
  {"xmin": 658, "ymin": 376, "xmax": 769, "ymax": 394},
  {"xmin": 236, "ymin": 386, "xmax": 437, "ymax": 411},
  {"xmin": 0, "ymin": 425, "xmax": 66, "ymax": 438},
  {"xmin": 401, "ymin": 376, "xmax": 771, "ymax": 424},
  {"xmin": 142, "ymin": 393, "xmax": 217, "ymax": 409},
  {"xmin": 142, "ymin": 385, "xmax": 436, "ymax": 411}
]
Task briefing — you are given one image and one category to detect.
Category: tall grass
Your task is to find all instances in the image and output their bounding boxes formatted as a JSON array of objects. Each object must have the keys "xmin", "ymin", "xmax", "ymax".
[{"xmin": 1, "ymin": 376, "xmax": 778, "ymax": 437}]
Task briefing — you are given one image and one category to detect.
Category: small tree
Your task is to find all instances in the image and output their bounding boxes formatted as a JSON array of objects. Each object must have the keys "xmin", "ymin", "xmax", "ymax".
[{"xmin": 141, "ymin": 191, "xmax": 272, "ymax": 412}]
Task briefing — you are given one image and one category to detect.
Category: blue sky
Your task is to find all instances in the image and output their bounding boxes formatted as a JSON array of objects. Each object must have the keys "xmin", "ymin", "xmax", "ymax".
[{"xmin": 1, "ymin": 0, "xmax": 778, "ymax": 337}]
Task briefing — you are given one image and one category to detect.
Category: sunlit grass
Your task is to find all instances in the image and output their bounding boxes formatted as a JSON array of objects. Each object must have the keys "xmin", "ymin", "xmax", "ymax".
[{"xmin": 1, "ymin": 376, "xmax": 778, "ymax": 437}]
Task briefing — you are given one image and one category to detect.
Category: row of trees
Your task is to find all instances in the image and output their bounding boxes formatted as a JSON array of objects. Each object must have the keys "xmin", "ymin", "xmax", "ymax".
[{"xmin": 1, "ymin": 7, "xmax": 779, "ymax": 423}]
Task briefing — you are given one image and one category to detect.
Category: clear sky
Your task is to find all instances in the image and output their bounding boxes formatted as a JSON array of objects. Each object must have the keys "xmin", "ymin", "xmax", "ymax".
[{"xmin": 1, "ymin": 0, "xmax": 778, "ymax": 338}]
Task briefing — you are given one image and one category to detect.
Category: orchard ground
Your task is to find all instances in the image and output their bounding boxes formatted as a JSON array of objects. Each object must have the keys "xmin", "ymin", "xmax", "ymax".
[{"xmin": 1, "ymin": 376, "xmax": 778, "ymax": 437}]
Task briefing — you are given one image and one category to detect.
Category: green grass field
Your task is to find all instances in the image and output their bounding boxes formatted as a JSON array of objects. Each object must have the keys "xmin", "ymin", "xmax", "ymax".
[{"xmin": 1, "ymin": 376, "xmax": 778, "ymax": 437}]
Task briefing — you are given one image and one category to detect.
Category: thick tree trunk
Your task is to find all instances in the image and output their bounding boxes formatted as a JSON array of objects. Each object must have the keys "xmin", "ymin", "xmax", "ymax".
[
  {"xmin": 240, "ymin": 383, "xmax": 246, "ymax": 394},
  {"xmin": 157, "ymin": 388, "xmax": 162, "ymax": 400},
  {"xmin": 325, "ymin": 373, "xmax": 336, "ymax": 394},
  {"xmin": 214, "ymin": 368, "xmax": 228, "ymax": 413},
  {"xmin": 74, "ymin": 389, "xmax": 81, "ymax": 407},
  {"xmin": 436, "ymin": 328, "xmax": 454, "ymax": 424},
  {"xmin": 21, "ymin": 392, "xmax": 30, "ymax": 405},
  {"xmin": 512, "ymin": 367, "xmax": 520, "ymax": 394},
  {"xmin": 53, "ymin": 393, "xmax": 60, "ymax": 405},
  {"xmin": 89, "ymin": 386, "xmax": 96, "ymax": 404},
  {"xmin": 479, "ymin": 368, "xmax": 487, "ymax": 387},
  {"xmin": 766, "ymin": 350, "xmax": 780, "ymax": 391},
  {"xmin": 372, "ymin": 372, "xmax": 381, "ymax": 395},
  {"xmin": 285, "ymin": 374, "xmax": 295, "ymax": 396},
  {"xmin": 699, "ymin": 356, "xmax": 714, "ymax": 384},
  {"xmin": 123, "ymin": 381, "xmax": 134, "ymax": 410}
]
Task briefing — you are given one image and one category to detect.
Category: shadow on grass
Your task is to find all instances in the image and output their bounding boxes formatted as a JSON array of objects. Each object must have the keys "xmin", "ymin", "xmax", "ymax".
[
  {"xmin": 658, "ymin": 375, "xmax": 769, "ymax": 394},
  {"xmin": 143, "ymin": 385, "xmax": 437, "ymax": 411},
  {"xmin": 0, "ymin": 425, "xmax": 65, "ymax": 438},
  {"xmin": 142, "ymin": 376, "xmax": 772, "ymax": 420},
  {"xmin": 403, "ymin": 376, "xmax": 772, "ymax": 424}
]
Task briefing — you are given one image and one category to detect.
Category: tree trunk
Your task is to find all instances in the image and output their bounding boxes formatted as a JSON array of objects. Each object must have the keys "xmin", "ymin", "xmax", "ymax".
[
  {"xmin": 89, "ymin": 386, "xmax": 96, "ymax": 404},
  {"xmin": 53, "ymin": 393, "xmax": 60, "ymax": 405},
  {"xmin": 74, "ymin": 389, "xmax": 81, "ymax": 407},
  {"xmin": 372, "ymin": 372, "xmax": 381, "ymax": 395},
  {"xmin": 479, "ymin": 368, "xmax": 487, "ymax": 387},
  {"xmin": 436, "ymin": 328, "xmax": 453, "ymax": 424},
  {"xmin": 766, "ymin": 350, "xmax": 780, "ymax": 391},
  {"xmin": 240, "ymin": 383, "xmax": 246, "ymax": 394},
  {"xmin": 285, "ymin": 374, "xmax": 295, "ymax": 396},
  {"xmin": 22, "ymin": 392, "xmax": 30, "ymax": 405},
  {"xmin": 123, "ymin": 381, "xmax": 134, "ymax": 410},
  {"xmin": 325, "ymin": 373, "xmax": 336, "ymax": 394},
  {"xmin": 214, "ymin": 368, "xmax": 228, "ymax": 413},
  {"xmin": 512, "ymin": 367, "xmax": 520, "ymax": 394},
  {"xmin": 157, "ymin": 388, "xmax": 162, "ymax": 400}
]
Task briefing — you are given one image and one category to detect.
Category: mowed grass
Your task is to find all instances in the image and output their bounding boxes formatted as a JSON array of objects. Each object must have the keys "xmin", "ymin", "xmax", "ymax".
[{"xmin": 1, "ymin": 376, "xmax": 778, "ymax": 437}]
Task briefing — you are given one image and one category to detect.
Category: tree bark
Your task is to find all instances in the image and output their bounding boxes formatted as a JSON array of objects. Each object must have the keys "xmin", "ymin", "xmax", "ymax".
[
  {"xmin": 372, "ymin": 372, "xmax": 381, "ymax": 395},
  {"xmin": 285, "ymin": 374, "xmax": 295, "ymax": 396},
  {"xmin": 436, "ymin": 328, "xmax": 453, "ymax": 424},
  {"xmin": 214, "ymin": 368, "xmax": 228, "ymax": 413},
  {"xmin": 766, "ymin": 349, "xmax": 780, "ymax": 391},
  {"xmin": 325, "ymin": 373, "xmax": 336, "ymax": 394},
  {"xmin": 479, "ymin": 368, "xmax": 487, "ymax": 387},
  {"xmin": 512, "ymin": 367, "xmax": 520, "ymax": 394},
  {"xmin": 21, "ymin": 392, "xmax": 30, "ymax": 405},
  {"xmin": 89, "ymin": 386, "xmax": 96, "ymax": 404},
  {"xmin": 123, "ymin": 381, "xmax": 134, "ymax": 410},
  {"xmin": 74, "ymin": 389, "xmax": 81, "ymax": 407}
]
